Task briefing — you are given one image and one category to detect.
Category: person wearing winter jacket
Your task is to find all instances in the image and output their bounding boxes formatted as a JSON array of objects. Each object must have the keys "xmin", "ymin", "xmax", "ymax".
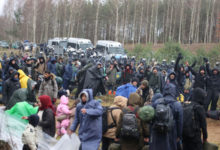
[
  {"xmin": 47, "ymin": 57, "xmax": 57, "ymax": 75},
  {"xmin": 62, "ymin": 59, "xmax": 75, "ymax": 90},
  {"xmin": 106, "ymin": 62, "xmax": 119, "ymax": 92},
  {"xmin": 18, "ymin": 69, "xmax": 30, "ymax": 88},
  {"xmin": 38, "ymin": 95, "xmax": 56, "ymax": 137},
  {"xmin": 22, "ymin": 57, "xmax": 36, "ymax": 79},
  {"xmin": 56, "ymin": 95, "xmax": 72, "ymax": 136},
  {"xmin": 148, "ymin": 67, "xmax": 161, "ymax": 93},
  {"xmin": 35, "ymin": 57, "xmax": 46, "ymax": 75},
  {"xmin": 38, "ymin": 71, "xmax": 58, "ymax": 103},
  {"xmin": 55, "ymin": 57, "xmax": 64, "ymax": 77},
  {"xmin": 136, "ymin": 80, "xmax": 154, "ymax": 105},
  {"xmin": 204, "ymin": 58, "xmax": 220, "ymax": 111},
  {"xmin": 3, "ymin": 70, "xmax": 21, "ymax": 105},
  {"xmin": 182, "ymin": 88, "xmax": 208, "ymax": 150},
  {"xmin": 102, "ymin": 96, "xmax": 128, "ymax": 150},
  {"xmin": 115, "ymin": 93, "xmax": 149, "ymax": 150},
  {"xmin": 189, "ymin": 65, "xmax": 207, "ymax": 90},
  {"xmin": 68, "ymin": 89, "xmax": 103, "ymax": 150},
  {"xmin": 122, "ymin": 64, "xmax": 133, "ymax": 84},
  {"xmin": 150, "ymin": 83, "xmax": 183, "ymax": 150},
  {"xmin": 4, "ymin": 57, "xmax": 19, "ymax": 77},
  {"xmin": 22, "ymin": 114, "xmax": 39, "ymax": 150}
]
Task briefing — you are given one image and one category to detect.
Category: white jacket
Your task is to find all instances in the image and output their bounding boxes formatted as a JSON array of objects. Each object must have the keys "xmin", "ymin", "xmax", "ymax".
[{"xmin": 22, "ymin": 124, "xmax": 38, "ymax": 150}]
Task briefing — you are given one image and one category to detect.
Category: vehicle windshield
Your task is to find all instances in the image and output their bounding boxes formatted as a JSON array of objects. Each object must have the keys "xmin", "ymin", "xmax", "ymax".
[
  {"xmin": 79, "ymin": 43, "xmax": 93, "ymax": 50},
  {"xmin": 108, "ymin": 47, "xmax": 125, "ymax": 55},
  {"xmin": 2, "ymin": 41, "xmax": 8, "ymax": 45},
  {"xmin": 59, "ymin": 41, "xmax": 67, "ymax": 48}
]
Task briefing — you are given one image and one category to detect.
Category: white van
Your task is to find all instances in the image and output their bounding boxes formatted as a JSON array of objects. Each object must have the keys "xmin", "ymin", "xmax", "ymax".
[
  {"xmin": 67, "ymin": 38, "xmax": 93, "ymax": 51},
  {"xmin": 95, "ymin": 40, "xmax": 127, "ymax": 60},
  {"xmin": 47, "ymin": 38, "xmax": 61, "ymax": 49}
]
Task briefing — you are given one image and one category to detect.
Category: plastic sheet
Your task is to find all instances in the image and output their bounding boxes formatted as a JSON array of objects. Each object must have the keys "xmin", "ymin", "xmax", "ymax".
[
  {"xmin": 51, "ymin": 134, "xmax": 80, "ymax": 150},
  {"xmin": 0, "ymin": 110, "xmax": 81, "ymax": 150}
]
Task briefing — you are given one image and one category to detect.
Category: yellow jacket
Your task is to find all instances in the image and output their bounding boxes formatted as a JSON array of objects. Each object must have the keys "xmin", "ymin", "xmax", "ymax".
[{"xmin": 18, "ymin": 69, "xmax": 29, "ymax": 88}]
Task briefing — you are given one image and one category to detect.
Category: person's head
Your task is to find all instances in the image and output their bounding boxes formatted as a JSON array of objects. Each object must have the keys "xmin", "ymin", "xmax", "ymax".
[
  {"xmin": 44, "ymin": 71, "xmax": 51, "ymax": 79},
  {"xmin": 199, "ymin": 66, "xmax": 205, "ymax": 75},
  {"xmin": 213, "ymin": 69, "xmax": 219, "ymax": 75},
  {"xmin": 131, "ymin": 78, "xmax": 139, "ymax": 87},
  {"xmin": 11, "ymin": 59, "xmax": 16, "ymax": 64},
  {"xmin": 126, "ymin": 65, "xmax": 130, "ymax": 70},
  {"xmin": 58, "ymin": 57, "xmax": 63, "ymax": 63},
  {"xmin": 28, "ymin": 114, "xmax": 39, "ymax": 127},
  {"xmin": 184, "ymin": 89, "xmax": 190, "ymax": 94},
  {"xmin": 26, "ymin": 59, "xmax": 32, "ymax": 64},
  {"xmin": 80, "ymin": 93, "xmax": 88, "ymax": 104},
  {"xmin": 110, "ymin": 63, "xmax": 114, "ymax": 68},
  {"xmin": 169, "ymin": 73, "xmax": 176, "ymax": 80},
  {"xmin": 140, "ymin": 80, "xmax": 148, "ymax": 89},
  {"xmin": 153, "ymin": 67, "xmax": 158, "ymax": 74},
  {"xmin": 140, "ymin": 68, "xmax": 144, "ymax": 73},
  {"xmin": 162, "ymin": 70, "xmax": 167, "ymax": 76},
  {"xmin": 185, "ymin": 71, "xmax": 190, "ymax": 78},
  {"xmin": 38, "ymin": 95, "xmax": 55, "ymax": 115},
  {"xmin": 96, "ymin": 62, "xmax": 102, "ymax": 69},
  {"xmin": 14, "ymin": 73, "xmax": 19, "ymax": 79}
]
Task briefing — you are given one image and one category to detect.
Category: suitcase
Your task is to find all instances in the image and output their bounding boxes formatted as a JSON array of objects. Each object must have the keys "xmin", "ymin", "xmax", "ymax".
[{"xmin": 203, "ymin": 142, "xmax": 219, "ymax": 150}]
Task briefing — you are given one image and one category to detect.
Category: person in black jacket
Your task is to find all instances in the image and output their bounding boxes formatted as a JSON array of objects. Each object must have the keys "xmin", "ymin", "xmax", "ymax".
[
  {"xmin": 2, "ymin": 71, "xmax": 21, "ymax": 105},
  {"xmin": 189, "ymin": 66, "xmax": 207, "ymax": 90},
  {"xmin": 183, "ymin": 88, "xmax": 208, "ymax": 150},
  {"xmin": 38, "ymin": 95, "xmax": 56, "ymax": 137},
  {"xmin": 174, "ymin": 53, "xmax": 186, "ymax": 93},
  {"xmin": 204, "ymin": 58, "xmax": 220, "ymax": 111}
]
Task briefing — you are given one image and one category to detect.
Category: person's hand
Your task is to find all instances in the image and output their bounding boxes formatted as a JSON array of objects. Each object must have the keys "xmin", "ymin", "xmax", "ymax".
[
  {"xmin": 105, "ymin": 76, "xmax": 109, "ymax": 80},
  {"xmin": 178, "ymin": 53, "xmax": 183, "ymax": 59},
  {"xmin": 34, "ymin": 103, "xmax": 39, "ymax": 107},
  {"xmin": 22, "ymin": 116, "xmax": 28, "ymax": 120},
  {"xmin": 81, "ymin": 108, "xmax": 87, "ymax": 114},
  {"xmin": 144, "ymin": 138, "xmax": 149, "ymax": 143},
  {"xmin": 114, "ymin": 138, "xmax": 120, "ymax": 142},
  {"xmin": 67, "ymin": 129, "xmax": 74, "ymax": 136}
]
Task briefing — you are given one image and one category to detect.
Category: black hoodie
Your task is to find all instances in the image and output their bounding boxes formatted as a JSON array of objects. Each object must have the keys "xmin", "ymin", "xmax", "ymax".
[{"xmin": 190, "ymin": 66, "xmax": 207, "ymax": 90}]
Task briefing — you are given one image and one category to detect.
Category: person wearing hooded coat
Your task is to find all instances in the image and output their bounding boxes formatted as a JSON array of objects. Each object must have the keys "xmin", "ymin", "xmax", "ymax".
[
  {"xmin": 150, "ymin": 83, "xmax": 183, "ymax": 150},
  {"xmin": 3, "ymin": 70, "xmax": 21, "ymax": 105},
  {"xmin": 18, "ymin": 69, "xmax": 30, "ymax": 88},
  {"xmin": 182, "ymin": 88, "xmax": 208, "ymax": 150},
  {"xmin": 69, "ymin": 89, "xmax": 103, "ymax": 150},
  {"xmin": 35, "ymin": 57, "xmax": 46, "ymax": 75},
  {"xmin": 83, "ymin": 62, "xmax": 106, "ymax": 96},
  {"xmin": 122, "ymin": 64, "xmax": 133, "ymax": 84},
  {"xmin": 62, "ymin": 59, "xmax": 74, "ymax": 90},
  {"xmin": 4, "ymin": 57, "xmax": 19, "ymax": 75},
  {"xmin": 38, "ymin": 95, "xmax": 56, "ymax": 137},
  {"xmin": 6, "ymin": 79, "xmax": 37, "ymax": 110},
  {"xmin": 75, "ymin": 60, "xmax": 92, "ymax": 98},
  {"xmin": 102, "ymin": 96, "xmax": 128, "ymax": 150},
  {"xmin": 205, "ymin": 61, "xmax": 220, "ymax": 111},
  {"xmin": 189, "ymin": 66, "xmax": 207, "ymax": 90},
  {"xmin": 38, "ymin": 71, "xmax": 58, "ymax": 103},
  {"xmin": 115, "ymin": 93, "xmax": 149, "ymax": 150},
  {"xmin": 47, "ymin": 57, "xmax": 57, "ymax": 75}
]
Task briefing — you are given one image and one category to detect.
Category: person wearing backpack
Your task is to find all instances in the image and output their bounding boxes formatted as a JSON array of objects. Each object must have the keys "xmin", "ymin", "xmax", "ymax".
[
  {"xmin": 116, "ymin": 93, "xmax": 149, "ymax": 150},
  {"xmin": 150, "ymin": 83, "xmax": 183, "ymax": 150},
  {"xmin": 182, "ymin": 88, "xmax": 208, "ymax": 150},
  {"xmin": 102, "ymin": 96, "xmax": 128, "ymax": 150}
]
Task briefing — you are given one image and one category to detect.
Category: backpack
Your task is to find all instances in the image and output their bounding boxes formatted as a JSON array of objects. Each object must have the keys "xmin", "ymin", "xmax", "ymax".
[
  {"xmin": 182, "ymin": 102, "xmax": 199, "ymax": 138},
  {"xmin": 153, "ymin": 98, "xmax": 174, "ymax": 134},
  {"xmin": 102, "ymin": 106, "xmax": 120, "ymax": 135},
  {"xmin": 120, "ymin": 106, "xmax": 140, "ymax": 139}
]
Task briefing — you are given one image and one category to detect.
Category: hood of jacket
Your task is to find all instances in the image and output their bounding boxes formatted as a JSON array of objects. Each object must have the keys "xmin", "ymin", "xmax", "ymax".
[
  {"xmin": 113, "ymin": 96, "xmax": 128, "ymax": 109},
  {"xmin": 60, "ymin": 95, "xmax": 69, "ymax": 105},
  {"xmin": 191, "ymin": 88, "xmax": 206, "ymax": 105},
  {"xmin": 127, "ymin": 92, "xmax": 143, "ymax": 107},
  {"xmin": 163, "ymin": 83, "xmax": 176, "ymax": 100},
  {"xmin": 18, "ymin": 69, "xmax": 27, "ymax": 79},
  {"xmin": 79, "ymin": 89, "xmax": 93, "ymax": 103},
  {"xmin": 168, "ymin": 71, "xmax": 176, "ymax": 80},
  {"xmin": 10, "ymin": 70, "xmax": 19, "ymax": 80}
]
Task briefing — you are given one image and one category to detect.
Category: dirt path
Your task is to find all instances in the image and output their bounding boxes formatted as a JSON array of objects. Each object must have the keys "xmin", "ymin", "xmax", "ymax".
[{"xmin": 207, "ymin": 118, "xmax": 220, "ymax": 147}]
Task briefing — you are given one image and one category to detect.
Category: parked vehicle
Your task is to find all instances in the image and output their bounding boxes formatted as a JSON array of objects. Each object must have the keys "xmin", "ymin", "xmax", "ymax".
[
  {"xmin": 0, "ymin": 41, "xmax": 10, "ymax": 49},
  {"xmin": 95, "ymin": 40, "xmax": 127, "ymax": 61},
  {"xmin": 67, "ymin": 38, "xmax": 93, "ymax": 52},
  {"xmin": 12, "ymin": 41, "xmax": 22, "ymax": 49}
]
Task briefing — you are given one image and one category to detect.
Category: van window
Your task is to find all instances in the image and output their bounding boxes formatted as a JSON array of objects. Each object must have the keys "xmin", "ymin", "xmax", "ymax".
[
  {"xmin": 67, "ymin": 42, "xmax": 76, "ymax": 48},
  {"xmin": 96, "ymin": 45, "xmax": 107, "ymax": 53},
  {"xmin": 52, "ymin": 42, "xmax": 58, "ymax": 46}
]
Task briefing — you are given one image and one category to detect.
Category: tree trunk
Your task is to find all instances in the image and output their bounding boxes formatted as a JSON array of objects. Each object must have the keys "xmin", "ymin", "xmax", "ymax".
[
  {"xmin": 195, "ymin": 0, "xmax": 201, "ymax": 43},
  {"xmin": 115, "ymin": 0, "xmax": 119, "ymax": 41},
  {"xmin": 138, "ymin": 0, "xmax": 144, "ymax": 44},
  {"xmin": 123, "ymin": 0, "xmax": 129, "ymax": 45},
  {"xmin": 94, "ymin": 0, "xmax": 100, "ymax": 44},
  {"xmin": 189, "ymin": 0, "xmax": 197, "ymax": 43},
  {"xmin": 145, "ymin": 0, "xmax": 149, "ymax": 44},
  {"xmin": 204, "ymin": 0, "xmax": 211, "ymax": 43},
  {"xmin": 132, "ymin": 1, "xmax": 137, "ymax": 45},
  {"xmin": 154, "ymin": 0, "xmax": 158, "ymax": 44},
  {"xmin": 33, "ymin": 0, "xmax": 37, "ymax": 43},
  {"xmin": 178, "ymin": 0, "xmax": 184, "ymax": 43},
  {"xmin": 149, "ymin": 0, "xmax": 154, "ymax": 43},
  {"xmin": 209, "ymin": 0, "xmax": 216, "ymax": 42}
]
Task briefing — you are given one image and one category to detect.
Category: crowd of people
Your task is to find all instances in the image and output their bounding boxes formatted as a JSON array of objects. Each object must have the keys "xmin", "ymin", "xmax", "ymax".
[{"xmin": 0, "ymin": 50, "xmax": 220, "ymax": 150}]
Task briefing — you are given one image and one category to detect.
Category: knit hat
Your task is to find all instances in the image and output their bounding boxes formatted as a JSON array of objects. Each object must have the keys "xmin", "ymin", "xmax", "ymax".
[
  {"xmin": 138, "ymin": 105, "xmax": 155, "ymax": 122},
  {"xmin": 28, "ymin": 114, "xmax": 39, "ymax": 127},
  {"xmin": 141, "ymin": 80, "xmax": 148, "ymax": 87}
]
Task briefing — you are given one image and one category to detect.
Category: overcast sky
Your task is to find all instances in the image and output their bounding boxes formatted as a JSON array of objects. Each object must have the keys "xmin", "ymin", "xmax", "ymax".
[{"xmin": 0, "ymin": 0, "xmax": 6, "ymax": 15}]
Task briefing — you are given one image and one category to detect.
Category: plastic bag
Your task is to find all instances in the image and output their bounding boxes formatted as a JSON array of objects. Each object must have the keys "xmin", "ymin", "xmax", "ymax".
[{"xmin": 51, "ymin": 134, "xmax": 80, "ymax": 150}]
